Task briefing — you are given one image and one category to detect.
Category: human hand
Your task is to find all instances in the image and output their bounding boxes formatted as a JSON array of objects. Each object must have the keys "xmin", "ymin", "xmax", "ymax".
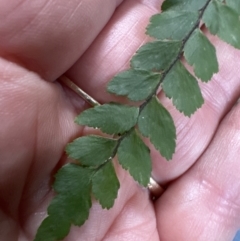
[{"xmin": 0, "ymin": 0, "xmax": 240, "ymax": 240}]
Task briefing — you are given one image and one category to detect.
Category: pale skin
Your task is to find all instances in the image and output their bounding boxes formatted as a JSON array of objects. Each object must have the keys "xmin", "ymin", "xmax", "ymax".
[{"xmin": 1, "ymin": 0, "xmax": 240, "ymax": 240}]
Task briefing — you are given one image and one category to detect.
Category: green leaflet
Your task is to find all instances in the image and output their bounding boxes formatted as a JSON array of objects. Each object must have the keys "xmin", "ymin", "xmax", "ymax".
[
  {"xmin": 203, "ymin": 0, "xmax": 240, "ymax": 49},
  {"xmin": 130, "ymin": 40, "xmax": 181, "ymax": 72},
  {"xmin": 34, "ymin": 217, "xmax": 70, "ymax": 241},
  {"xmin": 162, "ymin": 0, "xmax": 209, "ymax": 11},
  {"xmin": 138, "ymin": 96, "xmax": 176, "ymax": 160},
  {"xmin": 49, "ymin": 164, "xmax": 92, "ymax": 225},
  {"xmin": 34, "ymin": 164, "xmax": 93, "ymax": 241},
  {"xmin": 66, "ymin": 135, "xmax": 117, "ymax": 166},
  {"xmin": 226, "ymin": 0, "xmax": 240, "ymax": 15},
  {"xmin": 162, "ymin": 61, "xmax": 204, "ymax": 116},
  {"xmin": 146, "ymin": 11, "xmax": 198, "ymax": 41},
  {"xmin": 92, "ymin": 162, "xmax": 120, "ymax": 209},
  {"xmin": 184, "ymin": 29, "xmax": 218, "ymax": 82},
  {"xmin": 76, "ymin": 103, "xmax": 139, "ymax": 135},
  {"xmin": 107, "ymin": 69, "xmax": 160, "ymax": 101},
  {"xmin": 117, "ymin": 129, "xmax": 152, "ymax": 187}
]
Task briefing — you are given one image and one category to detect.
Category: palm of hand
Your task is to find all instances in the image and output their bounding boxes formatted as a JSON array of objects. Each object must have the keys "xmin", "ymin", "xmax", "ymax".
[{"xmin": 1, "ymin": 1, "xmax": 240, "ymax": 240}]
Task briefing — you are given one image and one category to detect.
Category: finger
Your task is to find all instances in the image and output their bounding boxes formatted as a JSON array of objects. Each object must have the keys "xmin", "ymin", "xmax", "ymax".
[
  {"xmin": 0, "ymin": 56, "xmax": 83, "ymax": 223},
  {"xmin": 0, "ymin": 0, "xmax": 123, "ymax": 80},
  {"xmin": 155, "ymin": 103, "xmax": 240, "ymax": 241},
  {"xmin": 64, "ymin": 0, "xmax": 240, "ymax": 184}
]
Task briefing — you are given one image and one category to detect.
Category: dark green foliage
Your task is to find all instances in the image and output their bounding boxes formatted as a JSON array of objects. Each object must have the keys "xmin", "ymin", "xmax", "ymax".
[
  {"xmin": 162, "ymin": 0, "xmax": 209, "ymax": 11},
  {"xmin": 117, "ymin": 129, "xmax": 152, "ymax": 186},
  {"xmin": 34, "ymin": 164, "xmax": 93, "ymax": 241},
  {"xmin": 107, "ymin": 69, "xmax": 160, "ymax": 101},
  {"xmin": 130, "ymin": 40, "xmax": 182, "ymax": 71},
  {"xmin": 226, "ymin": 0, "xmax": 240, "ymax": 15},
  {"xmin": 34, "ymin": 217, "xmax": 71, "ymax": 241},
  {"xmin": 162, "ymin": 61, "xmax": 204, "ymax": 116},
  {"xmin": 76, "ymin": 103, "xmax": 139, "ymax": 135},
  {"xmin": 138, "ymin": 96, "xmax": 176, "ymax": 160},
  {"xmin": 66, "ymin": 135, "xmax": 117, "ymax": 166},
  {"xmin": 92, "ymin": 162, "xmax": 120, "ymax": 209},
  {"xmin": 147, "ymin": 11, "xmax": 198, "ymax": 41},
  {"xmin": 203, "ymin": 0, "xmax": 240, "ymax": 49},
  {"xmin": 184, "ymin": 29, "xmax": 218, "ymax": 82}
]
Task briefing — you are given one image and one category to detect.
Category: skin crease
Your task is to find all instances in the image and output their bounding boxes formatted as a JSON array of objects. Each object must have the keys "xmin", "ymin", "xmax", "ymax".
[{"xmin": 0, "ymin": 0, "xmax": 240, "ymax": 240}]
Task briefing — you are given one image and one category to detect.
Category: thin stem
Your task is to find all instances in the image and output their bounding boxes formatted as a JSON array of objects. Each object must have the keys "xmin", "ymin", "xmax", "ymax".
[
  {"xmin": 140, "ymin": 0, "xmax": 211, "ymax": 112},
  {"xmin": 61, "ymin": 0, "xmax": 212, "ymax": 171}
]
